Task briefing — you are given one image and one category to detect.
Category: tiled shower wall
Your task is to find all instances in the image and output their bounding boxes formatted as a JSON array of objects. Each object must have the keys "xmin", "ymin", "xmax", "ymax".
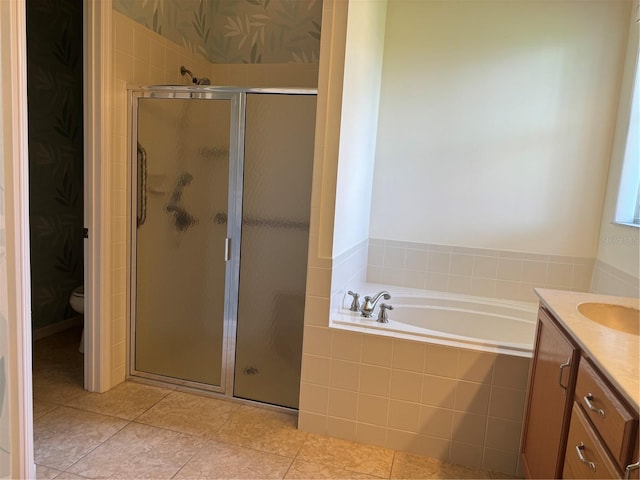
[{"xmin": 367, "ymin": 239, "xmax": 594, "ymax": 303}]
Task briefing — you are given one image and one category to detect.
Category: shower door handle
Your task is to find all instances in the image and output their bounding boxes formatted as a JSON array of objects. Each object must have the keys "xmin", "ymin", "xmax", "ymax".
[
  {"xmin": 225, "ymin": 238, "xmax": 231, "ymax": 261},
  {"xmin": 137, "ymin": 143, "xmax": 147, "ymax": 227}
]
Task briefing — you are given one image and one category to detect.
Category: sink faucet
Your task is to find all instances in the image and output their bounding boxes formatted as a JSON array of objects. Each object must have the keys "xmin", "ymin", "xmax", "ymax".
[{"xmin": 360, "ymin": 291, "xmax": 391, "ymax": 318}]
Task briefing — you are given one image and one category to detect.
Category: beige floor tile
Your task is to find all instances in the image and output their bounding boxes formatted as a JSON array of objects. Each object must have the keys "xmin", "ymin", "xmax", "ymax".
[
  {"xmin": 490, "ymin": 472, "xmax": 518, "ymax": 479},
  {"xmin": 136, "ymin": 391, "xmax": 239, "ymax": 437},
  {"xmin": 213, "ymin": 405, "xmax": 308, "ymax": 457},
  {"xmin": 64, "ymin": 381, "xmax": 171, "ymax": 420},
  {"xmin": 54, "ymin": 473, "xmax": 90, "ymax": 480},
  {"xmin": 297, "ymin": 433, "xmax": 395, "ymax": 478},
  {"xmin": 284, "ymin": 459, "xmax": 382, "ymax": 479},
  {"xmin": 32, "ymin": 372, "xmax": 85, "ymax": 406},
  {"xmin": 175, "ymin": 439, "xmax": 292, "ymax": 479},
  {"xmin": 34, "ymin": 406, "xmax": 128, "ymax": 471},
  {"xmin": 67, "ymin": 422, "xmax": 205, "ymax": 479},
  {"xmin": 391, "ymin": 451, "xmax": 491, "ymax": 479},
  {"xmin": 35, "ymin": 464, "xmax": 62, "ymax": 479},
  {"xmin": 33, "ymin": 401, "xmax": 58, "ymax": 420}
]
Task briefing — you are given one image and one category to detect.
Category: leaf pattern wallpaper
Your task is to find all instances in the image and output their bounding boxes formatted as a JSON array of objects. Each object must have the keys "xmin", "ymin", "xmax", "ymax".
[
  {"xmin": 26, "ymin": 0, "xmax": 84, "ymax": 329},
  {"xmin": 114, "ymin": 0, "xmax": 322, "ymax": 64}
]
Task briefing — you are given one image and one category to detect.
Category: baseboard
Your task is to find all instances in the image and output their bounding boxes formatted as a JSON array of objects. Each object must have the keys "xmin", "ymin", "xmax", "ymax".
[{"xmin": 32, "ymin": 316, "xmax": 83, "ymax": 341}]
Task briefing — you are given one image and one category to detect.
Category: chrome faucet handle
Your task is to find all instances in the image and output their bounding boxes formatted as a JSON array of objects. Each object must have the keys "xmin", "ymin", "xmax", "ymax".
[
  {"xmin": 377, "ymin": 303, "xmax": 393, "ymax": 323},
  {"xmin": 347, "ymin": 291, "xmax": 361, "ymax": 312}
]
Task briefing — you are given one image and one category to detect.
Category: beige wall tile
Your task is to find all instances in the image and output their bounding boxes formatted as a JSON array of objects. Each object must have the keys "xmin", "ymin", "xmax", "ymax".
[
  {"xmin": 361, "ymin": 335, "xmax": 393, "ymax": 367},
  {"xmin": 327, "ymin": 388, "xmax": 358, "ymax": 420},
  {"xmin": 493, "ymin": 355, "xmax": 530, "ymax": 390},
  {"xmin": 450, "ymin": 441, "xmax": 484, "ymax": 469},
  {"xmin": 496, "ymin": 258, "xmax": 523, "ymax": 282},
  {"xmin": 418, "ymin": 405, "xmax": 453, "ymax": 439},
  {"xmin": 386, "ymin": 429, "xmax": 420, "ymax": 453},
  {"xmin": 425, "ymin": 345, "xmax": 459, "ymax": 378},
  {"xmin": 427, "ymin": 251, "xmax": 451, "ymax": 273},
  {"xmin": 298, "ymin": 411, "xmax": 327, "ymax": 435},
  {"xmin": 331, "ymin": 330, "xmax": 362, "ymax": 362},
  {"xmin": 455, "ymin": 381, "xmax": 490, "ymax": 415},
  {"xmin": 488, "ymin": 386, "xmax": 526, "ymax": 421},
  {"xmin": 327, "ymin": 417, "xmax": 357, "ymax": 441},
  {"xmin": 457, "ymin": 351, "xmax": 495, "ymax": 383},
  {"xmin": 302, "ymin": 354, "xmax": 331, "ymax": 386},
  {"xmin": 450, "ymin": 254, "xmax": 474, "ymax": 276},
  {"xmin": 424, "ymin": 272, "xmax": 448, "ymax": 291},
  {"xmin": 330, "ymin": 359, "xmax": 360, "ymax": 391},
  {"xmin": 387, "ymin": 400, "xmax": 420, "ymax": 432},
  {"xmin": 421, "ymin": 375, "xmax": 456, "ymax": 409},
  {"xmin": 485, "ymin": 417, "xmax": 522, "ymax": 453},
  {"xmin": 451, "ymin": 411, "xmax": 487, "ymax": 446},
  {"xmin": 299, "ymin": 383, "xmax": 328, "ymax": 415},
  {"xmin": 391, "ymin": 339, "xmax": 425, "ymax": 373},
  {"xmin": 304, "ymin": 296, "xmax": 330, "ymax": 327},
  {"xmin": 522, "ymin": 260, "xmax": 547, "ymax": 284},
  {"xmin": 390, "ymin": 370, "xmax": 422, "ymax": 402},
  {"xmin": 306, "ymin": 267, "xmax": 332, "ymax": 297},
  {"xmin": 359, "ymin": 365, "xmax": 391, "ymax": 397},
  {"xmin": 356, "ymin": 423, "xmax": 387, "ymax": 448},
  {"xmin": 416, "ymin": 434, "xmax": 450, "ymax": 462},
  {"xmin": 302, "ymin": 325, "xmax": 331, "ymax": 356},
  {"xmin": 357, "ymin": 394, "xmax": 389, "ymax": 426},
  {"xmin": 482, "ymin": 447, "xmax": 518, "ymax": 477},
  {"xmin": 473, "ymin": 256, "xmax": 498, "ymax": 278},
  {"xmin": 547, "ymin": 262, "xmax": 573, "ymax": 287}
]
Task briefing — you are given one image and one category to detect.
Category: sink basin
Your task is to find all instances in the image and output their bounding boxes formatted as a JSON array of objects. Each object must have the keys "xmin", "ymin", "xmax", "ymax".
[{"xmin": 577, "ymin": 302, "xmax": 640, "ymax": 336}]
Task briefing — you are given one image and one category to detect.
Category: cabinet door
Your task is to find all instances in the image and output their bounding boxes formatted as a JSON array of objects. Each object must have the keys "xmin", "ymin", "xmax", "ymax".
[{"xmin": 521, "ymin": 307, "xmax": 579, "ymax": 479}]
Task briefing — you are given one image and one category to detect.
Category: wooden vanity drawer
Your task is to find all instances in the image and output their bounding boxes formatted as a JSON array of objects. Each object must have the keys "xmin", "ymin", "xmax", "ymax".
[
  {"xmin": 575, "ymin": 358, "xmax": 638, "ymax": 468},
  {"xmin": 564, "ymin": 403, "xmax": 620, "ymax": 479}
]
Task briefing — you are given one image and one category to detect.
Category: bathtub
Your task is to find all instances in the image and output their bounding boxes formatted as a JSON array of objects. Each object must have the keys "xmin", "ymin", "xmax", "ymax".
[{"xmin": 332, "ymin": 285, "xmax": 538, "ymax": 357}]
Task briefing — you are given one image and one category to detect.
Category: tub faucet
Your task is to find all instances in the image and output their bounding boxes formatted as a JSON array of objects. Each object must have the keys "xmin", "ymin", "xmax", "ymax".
[{"xmin": 360, "ymin": 291, "xmax": 391, "ymax": 318}]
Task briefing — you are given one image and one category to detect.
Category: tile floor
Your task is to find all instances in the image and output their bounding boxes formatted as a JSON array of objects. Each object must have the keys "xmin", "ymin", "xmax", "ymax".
[{"xmin": 33, "ymin": 327, "xmax": 512, "ymax": 479}]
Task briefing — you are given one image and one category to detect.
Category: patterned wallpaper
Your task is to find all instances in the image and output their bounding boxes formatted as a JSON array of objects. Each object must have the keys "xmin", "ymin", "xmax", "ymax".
[
  {"xmin": 26, "ymin": 0, "xmax": 84, "ymax": 329},
  {"xmin": 113, "ymin": 0, "xmax": 322, "ymax": 63}
]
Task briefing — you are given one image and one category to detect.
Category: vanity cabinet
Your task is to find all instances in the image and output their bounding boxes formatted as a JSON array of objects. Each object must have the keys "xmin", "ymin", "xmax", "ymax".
[
  {"xmin": 521, "ymin": 307, "xmax": 580, "ymax": 479},
  {"xmin": 521, "ymin": 303, "xmax": 640, "ymax": 479}
]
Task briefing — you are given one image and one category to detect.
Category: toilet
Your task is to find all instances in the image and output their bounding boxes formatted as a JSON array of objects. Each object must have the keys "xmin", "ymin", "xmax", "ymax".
[{"xmin": 69, "ymin": 286, "xmax": 84, "ymax": 353}]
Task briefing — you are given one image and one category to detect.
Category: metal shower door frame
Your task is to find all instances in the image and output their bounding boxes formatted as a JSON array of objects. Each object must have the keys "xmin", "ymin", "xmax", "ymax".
[{"xmin": 128, "ymin": 87, "xmax": 245, "ymax": 394}]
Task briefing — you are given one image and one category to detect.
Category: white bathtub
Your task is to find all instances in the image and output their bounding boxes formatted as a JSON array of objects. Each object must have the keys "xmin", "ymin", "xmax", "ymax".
[{"xmin": 332, "ymin": 286, "xmax": 538, "ymax": 357}]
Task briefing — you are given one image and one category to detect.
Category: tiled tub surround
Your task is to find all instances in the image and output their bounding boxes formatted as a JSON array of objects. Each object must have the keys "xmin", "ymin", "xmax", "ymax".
[
  {"xmin": 367, "ymin": 239, "xmax": 595, "ymax": 303},
  {"xmin": 299, "ymin": 327, "xmax": 531, "ymax": 476},
  {"xmin": 591, "ymin": 258, "xmax": 640, "ymax": 298}
]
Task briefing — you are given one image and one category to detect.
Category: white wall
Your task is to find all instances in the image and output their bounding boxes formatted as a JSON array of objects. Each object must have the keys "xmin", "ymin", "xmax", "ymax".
[
  {"xmin": 332, "ymin": 0, "xmax": 387, "ymax": 257},
  {"xmin": 371, "ymin": 0, "xmax": 632, "ymax": 258},
  {"xmin": 595, "ymin": 4, "xmax": 639, "ymax": 280}
]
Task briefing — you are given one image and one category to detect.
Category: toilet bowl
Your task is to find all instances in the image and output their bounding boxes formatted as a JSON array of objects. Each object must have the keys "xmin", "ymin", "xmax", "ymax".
[{"xmin": 69, "ymin": 286, "xmax": 84, "ymax": 353}]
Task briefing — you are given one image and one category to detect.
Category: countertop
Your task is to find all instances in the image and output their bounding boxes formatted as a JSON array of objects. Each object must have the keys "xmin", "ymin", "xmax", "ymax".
[{"xmin": 535, "ymin": 288, "xmax": 640, "ymax": 412}]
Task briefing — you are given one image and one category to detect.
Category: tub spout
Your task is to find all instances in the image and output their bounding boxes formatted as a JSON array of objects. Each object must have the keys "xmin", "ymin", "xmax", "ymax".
[{"xmin": 361, "ymin": 291, "xmax": 391, "ymax": 318}]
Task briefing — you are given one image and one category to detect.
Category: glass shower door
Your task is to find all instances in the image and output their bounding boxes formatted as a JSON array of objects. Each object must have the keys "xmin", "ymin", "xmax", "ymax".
[
  {"xmin": 132, "ymin": 94, "xmax": 237, "ymax": 390},
  {"xmin": 234, "ymin": 93, "xmax": 317, "ymax": 408}
]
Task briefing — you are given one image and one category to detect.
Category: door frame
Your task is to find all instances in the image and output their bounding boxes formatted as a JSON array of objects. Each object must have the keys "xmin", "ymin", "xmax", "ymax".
[{"xmin": 4, "ymin": 0, "xmax": 112, "ymax": 475}]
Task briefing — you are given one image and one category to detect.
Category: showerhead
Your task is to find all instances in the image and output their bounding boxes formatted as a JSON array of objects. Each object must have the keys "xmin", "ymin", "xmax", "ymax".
[{"xmin": 180, "ymin": 65, "xmax": 212, "ymax": 86}]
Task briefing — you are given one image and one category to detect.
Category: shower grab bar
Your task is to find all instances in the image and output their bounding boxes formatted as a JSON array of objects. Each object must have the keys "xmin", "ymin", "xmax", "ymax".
[
  {"xmin": 137, "ymin": 143, "xmax": 147, "ymax": 227},
  {"xmin": 213, "ymin": 212, "xmax": 309, "ymax": 230}
]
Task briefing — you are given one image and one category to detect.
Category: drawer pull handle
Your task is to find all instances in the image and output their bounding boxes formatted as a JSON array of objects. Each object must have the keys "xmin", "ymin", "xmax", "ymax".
[
  {"xmin": 583, "ymin": 393, "xmax": 605, "ymax": 417},
  {"xmin": 558, "ymin": 357, "xmax": 571, "ymax": 391},
  {"xmin": 575, "ymin": 442, "xmax": 597, "ymax": 472},
  {"xmin": 625, "ymin": 461, "xmax": 640, "ymax": 480}
]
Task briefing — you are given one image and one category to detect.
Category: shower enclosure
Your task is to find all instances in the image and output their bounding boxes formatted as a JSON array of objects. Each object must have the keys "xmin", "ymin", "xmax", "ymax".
[{"xmin": 129, "ymin": 87, "xmax": 316, "ymax": 409}]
